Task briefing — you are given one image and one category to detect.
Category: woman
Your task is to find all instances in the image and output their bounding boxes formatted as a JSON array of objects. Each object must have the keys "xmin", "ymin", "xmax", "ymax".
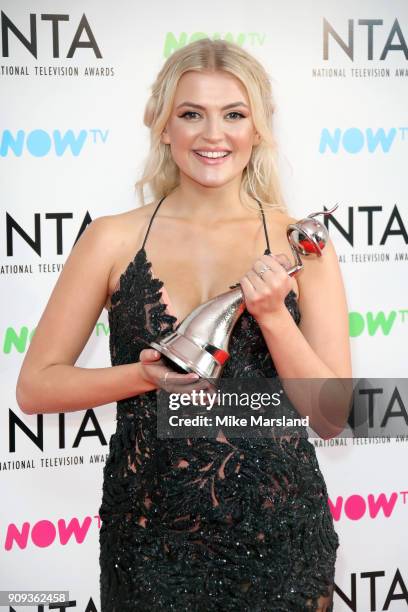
[{"xmin": 16, "ymin": 39, "xmax": 351, "ymax": 611}]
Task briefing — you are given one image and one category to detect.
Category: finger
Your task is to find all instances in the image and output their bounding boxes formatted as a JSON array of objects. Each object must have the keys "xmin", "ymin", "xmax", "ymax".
[
  {"xmin": 273, "ymin": 253, "xmax": 292, "ymax": 271},
  {"xmin": 140, "ymin": 348, "xmax": 162, "ymax": 362},
  {"xmin": 254, "ymin": 257, "xmax": 286, "ymax": 280},
  {"xmin": 158, "ymin": 369, "xmax": 200, "ymax": 383},
  {"xmin": 246, "ymin": 269, "xmax": 269, "ymax": 291},
  {"xmin": 260, "ymin": 256, "xmax": 290, "ymax": 283},
  {"xmin": 239, "ymin": 275, "xmax": 257, "ymax": 300},
  {"xmin": 259, "ymin": 254, "xmax": 286, "ymax": 273},
  {"xmin": 252, "ymin": 260, "xmax": 274, "ymax": 282},
  {"xmin": 260, "ymin": 255, "xmax": 294, "ymax": 295}
]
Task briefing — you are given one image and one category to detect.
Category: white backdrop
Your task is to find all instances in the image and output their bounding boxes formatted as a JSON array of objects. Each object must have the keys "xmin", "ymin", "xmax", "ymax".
[{"xmin": 1, "ymin": 1, "xmax": 407, "ymax": 610}]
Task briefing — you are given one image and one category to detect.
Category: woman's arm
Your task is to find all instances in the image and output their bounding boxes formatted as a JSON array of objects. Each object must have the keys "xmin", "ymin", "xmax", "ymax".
[
  {"xmin": 16, "ymin": 214, "xmax": 203, "ymax": 416},
  {"xmin": 16, "ymin": 217, "xmax": 152, "ymax": 414},
  {"xmin": 15, "ymin": 216, "xmax": 157, "ymax": 415},
  {"xmin": 240, "ymin": 237, "xmax": 352, "ymax": 439}
]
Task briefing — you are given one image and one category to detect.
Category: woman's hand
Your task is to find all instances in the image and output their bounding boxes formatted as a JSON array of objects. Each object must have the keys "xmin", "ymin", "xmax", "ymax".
[
  {"xmin": 139, "ymin": 348, "xmax": 214, "ymax": 396},
  {"xmin": 239, "ymin": 253, "xmax": 293, "ymax": 326}
]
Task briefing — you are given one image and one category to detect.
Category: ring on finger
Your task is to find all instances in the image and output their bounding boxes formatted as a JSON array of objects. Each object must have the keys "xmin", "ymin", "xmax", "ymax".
[{"xmin": 255, "ymin": 264, "xmax": 272, "ymax": 280}]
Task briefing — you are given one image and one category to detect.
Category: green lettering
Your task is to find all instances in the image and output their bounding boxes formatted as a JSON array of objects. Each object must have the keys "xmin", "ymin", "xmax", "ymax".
[
  {"xmin": 3, "ymin": 327, "xmax": 29, "ymax": 354},
  {"xmin": 348, "ymin": 312, "xmax": 365, "ymax": 337},
  {"xmin": 366, "ymin": 311, "xmax": 397, "ymax": 336},
  {"xmin": 163, "ymin": 32, "xmax": 188, "ymax": 58},
  {"xmin": 96, "ymin": 322, "xmax": 110, "ymax": 337}
]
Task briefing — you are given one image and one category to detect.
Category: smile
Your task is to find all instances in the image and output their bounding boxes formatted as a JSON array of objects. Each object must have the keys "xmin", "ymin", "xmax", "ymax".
[{"xmin": 193, "ymin": 150, "xmax": 231, "ymax": 164}]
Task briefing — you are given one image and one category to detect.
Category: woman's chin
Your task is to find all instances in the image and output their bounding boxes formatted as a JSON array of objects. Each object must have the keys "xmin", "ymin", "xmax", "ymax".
[{"xmin": 181, "ymin": 171, "xmax": 241, "ymax": 190}]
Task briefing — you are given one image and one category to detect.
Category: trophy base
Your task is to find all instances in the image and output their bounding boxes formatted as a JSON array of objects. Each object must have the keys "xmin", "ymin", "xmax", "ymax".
[
  {"xmin": 150, "ymin": 332, "xmax": 225, "ymax": 382},
  {"xmin": 160, "ymin": 354, "xmax": 189, "ymax": 375}
]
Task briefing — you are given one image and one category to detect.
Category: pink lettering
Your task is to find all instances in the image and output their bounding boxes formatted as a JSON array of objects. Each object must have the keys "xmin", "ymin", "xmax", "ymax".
[
  {"xmin": 328, "ymin": 496, "xmax": 343, "ymax": 521},
  {"xmin": 31, "ymin": 519, "xmax": 56, "ymax": 547},
  {"xmin": 328, "ymin": 491, "xmax": 399, "ymax": 521},
  {"xmin": 368, "ymin": 493, "xmax": 398, "ymax": 518},
  {"xmin": 4, "ymin": 515, "xmax": 94, "ymax": 550},
  {"xmin": 4, "ymin": 522, "xmax": 30, "ymax": 551},
  {"xmin": 344, "ymin": 495, "xmax": 366, "ymax": 520},
  {"xmin": 58, "ymin": 517, "xmax": 92, "ymax": 545}
]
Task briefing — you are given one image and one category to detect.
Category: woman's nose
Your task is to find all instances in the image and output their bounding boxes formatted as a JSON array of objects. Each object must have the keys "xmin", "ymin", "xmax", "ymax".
[{"xmin": 202, "ymin": 117, "xmax": 224, "ymax": 141}]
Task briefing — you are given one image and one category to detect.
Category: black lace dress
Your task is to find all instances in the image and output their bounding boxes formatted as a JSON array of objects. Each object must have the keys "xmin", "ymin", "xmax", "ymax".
[{"xmin": 98, "ymin": 196, "xmax": 339, "ymax": 611}]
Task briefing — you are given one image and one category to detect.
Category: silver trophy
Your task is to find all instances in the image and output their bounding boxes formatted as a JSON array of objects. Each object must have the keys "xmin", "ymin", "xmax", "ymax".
[{"xmin": 150, "ymin": 204, "xmax": 338, "ymax": 381}]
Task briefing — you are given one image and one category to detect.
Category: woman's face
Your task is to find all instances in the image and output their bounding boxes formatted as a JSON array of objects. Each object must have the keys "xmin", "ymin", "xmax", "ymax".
[{"xmin": 161, "ymin": 70, "xmax": 260, "ymax": 189}]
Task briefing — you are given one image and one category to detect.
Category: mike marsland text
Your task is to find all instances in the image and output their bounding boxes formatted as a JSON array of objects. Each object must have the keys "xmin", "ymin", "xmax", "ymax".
[{"xmin": 168, "ymin": 415, "xmax": 310, "ymax": 427}]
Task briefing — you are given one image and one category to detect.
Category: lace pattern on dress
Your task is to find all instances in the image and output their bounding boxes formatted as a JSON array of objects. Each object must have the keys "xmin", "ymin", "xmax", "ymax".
[{"xmin": 99, "ymin": 245, "xmax": 339, "ymax": 612}]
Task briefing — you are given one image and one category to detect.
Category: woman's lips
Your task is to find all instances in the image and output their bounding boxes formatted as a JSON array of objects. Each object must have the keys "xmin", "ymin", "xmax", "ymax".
[{"xmin": 192, "ymin": 151, "xmax": 232, "ymax": 165}]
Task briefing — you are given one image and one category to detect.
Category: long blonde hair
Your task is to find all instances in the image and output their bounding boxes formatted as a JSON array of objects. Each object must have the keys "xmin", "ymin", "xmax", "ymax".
[{"xmin": 136, "ymin": 38, "xmax": 287, "ymax": 213}]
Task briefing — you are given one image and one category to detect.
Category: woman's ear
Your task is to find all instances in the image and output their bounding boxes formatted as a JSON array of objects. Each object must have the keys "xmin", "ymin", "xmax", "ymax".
[
  {"xmin": 161, "ymin": 127, "xmax": 170, "ymax": 145},
  {"xmin": 253, "ymin": 131, "xmax": 261, "ymax": 146}
]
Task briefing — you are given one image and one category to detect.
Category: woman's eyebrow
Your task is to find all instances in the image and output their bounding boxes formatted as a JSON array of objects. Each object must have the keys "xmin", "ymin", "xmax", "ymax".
[{"xmin": 176, "ymin": 101, "xmax": 249, "ymax": 110}]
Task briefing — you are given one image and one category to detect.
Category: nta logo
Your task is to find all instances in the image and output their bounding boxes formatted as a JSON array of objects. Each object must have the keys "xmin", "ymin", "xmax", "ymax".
[
  {"xmin": 1, "ymin": 11, "xmax": 101, "ymax": 58},
  {"xmin": 323, "ymin": 17, "xmax": 408, "ymax": 61},
  {"xmin": 324, "ymin": 205, "xmax": 407, "ymax": 247},
  {"xmin": 334, "ymin": 568, "xmax": 407, "ymax": 611},
  {"xmin": 6, "ymin": 408, "xmax": 108, "ymax": 452}
]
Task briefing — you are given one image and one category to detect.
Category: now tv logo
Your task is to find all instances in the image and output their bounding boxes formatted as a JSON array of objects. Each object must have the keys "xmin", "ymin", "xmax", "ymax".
[
  {"xmin": 319, "ymin": 127, "xmax": 401, "ymax": 154},
  {"xmin": 0, "ymin": 128, "xmax": 108, "ymax": 157},
  {"xmin": 329, "ymin": 490, "xmax": 408, "ymax": 521},
  {"xmin": 4, "ymin": 514, "xmax": 101, "ymax": 550},
  {"xmin": 349, "ymin": 309, "xmax": 408, "ymax": 337}
]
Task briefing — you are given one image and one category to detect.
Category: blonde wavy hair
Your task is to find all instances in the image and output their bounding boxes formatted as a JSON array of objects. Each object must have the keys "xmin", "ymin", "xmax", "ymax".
[{"xmin": 136, "ymin": 38, "xmax": 287, "ymax": 213}]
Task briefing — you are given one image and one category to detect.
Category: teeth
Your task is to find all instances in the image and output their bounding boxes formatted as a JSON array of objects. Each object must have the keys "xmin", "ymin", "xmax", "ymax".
[{"xmin": 195, "ymin": 151, "xmax": 230, "ymax": 158}]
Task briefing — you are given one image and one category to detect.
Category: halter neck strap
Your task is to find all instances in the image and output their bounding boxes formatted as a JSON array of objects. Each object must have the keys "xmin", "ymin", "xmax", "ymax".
[
  {"xmin": 255, "ymin": 198, "xmax": 271, "ymax": 255},
  {"xmin": 141, "ymin": 195, "xmax": 166, "ymax": 250}
]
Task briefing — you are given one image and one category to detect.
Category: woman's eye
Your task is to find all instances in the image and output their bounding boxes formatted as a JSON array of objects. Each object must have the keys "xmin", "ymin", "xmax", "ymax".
[
  {"xmin": 226, "ymin": 112, "xmax": 245, "ymax": 120},
  {"xmin": 179, "ymin": 111, "xmax": 200, "ymax": 119}
]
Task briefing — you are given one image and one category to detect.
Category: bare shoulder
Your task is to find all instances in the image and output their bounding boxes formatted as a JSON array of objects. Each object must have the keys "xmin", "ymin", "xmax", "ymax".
[
  {"xmin": 89, "ymin": 203, "xmax": 158, "ymax": 308},
  {"xmin": 85, "ymin": 203, "xmax": 161, "ymax": 278},
  {"xmin": 89, "ymin": 203, "xmax": 156, "ymax": 248}
]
